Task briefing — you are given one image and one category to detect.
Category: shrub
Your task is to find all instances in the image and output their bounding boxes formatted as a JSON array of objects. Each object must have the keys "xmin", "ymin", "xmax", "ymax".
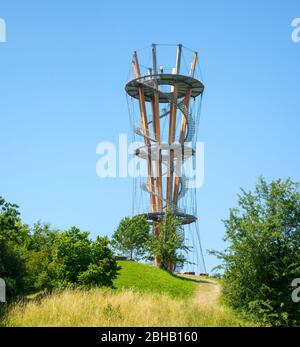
[
  {"xmin": 53, "ymin": 229, "xmax": 119, "ymax": 288},
  {"xmin": 0, "ymin": 197, "xmax": 120, "ymax": 296},
  {"xmin": 0, "ymin": 197, "xmax": 27, "ymax": 298},
  {"xmin": 212, "ymin": 177, "xmax": 300, "ymax": 326}
]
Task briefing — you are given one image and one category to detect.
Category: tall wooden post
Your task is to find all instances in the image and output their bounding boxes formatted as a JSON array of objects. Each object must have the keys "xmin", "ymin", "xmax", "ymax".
[
  {"xmin": 173, "ymin": 52, "xmax": 198, "ymax": 204},
  {"xmin": 132, "ymin": 51, "xmax": 157, "ymax": 212},
  {"xmin": 150, "ymin": 44, "xmax": 163, "ymax": 266},
  {"xmin": 151, "ymin": 44, "xmax": 163, "ymax": 212},
  {"xmin": 166, "ymin": 44, "xmax": 182, "ymax": 208}
]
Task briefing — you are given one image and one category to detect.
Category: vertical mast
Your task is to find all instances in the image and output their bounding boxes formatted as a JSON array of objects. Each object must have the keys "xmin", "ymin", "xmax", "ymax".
[{"xmin": 151, "ymin": 43, "xmax": 158, "ymax": 75}]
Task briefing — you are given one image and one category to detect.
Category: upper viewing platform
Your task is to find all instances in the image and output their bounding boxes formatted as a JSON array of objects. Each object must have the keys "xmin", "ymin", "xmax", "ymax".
[
  {"xmin": 125, "ymin": 73, "xmax": 204, "ymax": 103},
  {"xmin": 125, "ymin": 43, "xmax": 205, "ymax": 103}
]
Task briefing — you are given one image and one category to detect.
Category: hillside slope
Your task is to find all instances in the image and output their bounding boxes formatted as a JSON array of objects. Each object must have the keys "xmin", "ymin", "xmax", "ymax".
[
  {"xmin": 2, "ymin": 262, "xmax": 258, "ymax": 326},
  {"xmin": 113, "ymin": 261, "xmax": 197, "ymax": 299}
]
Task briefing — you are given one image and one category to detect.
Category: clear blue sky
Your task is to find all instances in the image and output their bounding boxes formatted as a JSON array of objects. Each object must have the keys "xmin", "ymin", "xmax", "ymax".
[{"xmin": 1, "ymin": 1, "xmax": 299, "ymax": 272}]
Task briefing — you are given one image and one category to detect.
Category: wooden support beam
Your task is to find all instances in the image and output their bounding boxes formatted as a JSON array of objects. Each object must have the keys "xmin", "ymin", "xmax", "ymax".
[
  {"xmin": 190, "ymin": 51, "xmax": 198, "ymax": 78},
  {"xmin": 150, "ymin": 45, "xmax": 162, "ymax": 266},
  {"xmin": 166, "ymin": 86, "xmax": 178, "ymax": 208},
  {"xmin": 151, "ymin": 86, "xmax": 162, "ymax": 211},
  {"xmin": 133, "ymin": 51, "xmax": 157, "ymax": 212},
  {"xmin": 166, "ymin": 44, "xmax": 182, "ymax": 208},
  {"xmin": 173, "ymin": 52, "xmax": 198, "ymax": 204},
  {"xmin": 151, "ymin": 44, "xmax": 163, "ymax": 212},
  {"xmin": 173, "ymin": 90, "xmax": 191, "ymax": 203}
]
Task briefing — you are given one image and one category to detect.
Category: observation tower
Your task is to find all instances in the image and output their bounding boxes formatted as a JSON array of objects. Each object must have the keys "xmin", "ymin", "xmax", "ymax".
[{"xmin": 125, "ymin": 44, "xmax": 206, "ymax": 273}]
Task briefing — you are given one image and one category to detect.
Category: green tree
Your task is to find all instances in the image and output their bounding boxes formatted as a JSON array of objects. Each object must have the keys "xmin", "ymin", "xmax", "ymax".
[
  {"xmin": 0, "ymin": 197, "xmax": 29, "ymax": 297},
  {"xmin": 27, "ymin": 221, "xmax": 59, "ymax": 252},
  {"xmin": 25, "ymin": 222, "xmax": 59, "ymax": 291},
  {"xmin": 53, "ymin": 227, "xmax": 119, "ymax": 288},
  {"xmin": 0, "ymin": 197, "xmax": 120, "ymax": 295},
  {"xmin": 54, "ymin": 227, "xmax": 93, "ymax": 285},
  {"xmin": 78, "ymin": 237, "xmax": 120, "ymax": 286},
  {"xmin": 212, "ymin": 177, "xmax": 300, "ymax": 326},
  {"xmin": 111, "ymin": 215, "xmax": 150, "ymax": 260},
  {"xmin": 149, "ymin": 209, "xmax": 190, "ymax": 272}
]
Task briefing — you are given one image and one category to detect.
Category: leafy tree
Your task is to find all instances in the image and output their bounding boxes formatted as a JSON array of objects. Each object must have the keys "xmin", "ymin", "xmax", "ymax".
[
  {"xmin": 27, "ymin": 221, "xmax": 59, "ymax": 252},
  {"xmin": 25, "ymin": 222, "xmax": 59, "ymax": 291},
  {"xmin": 112, "ymin": 215, "xmax": 150, "ymax": 260},
  {"xmin": 78, "ymin": 237, "xmax": 120, "ymax": 286},
  {"xmin": 53, "ymin": 228, "xmax": 119, "ymax": 288},
  {"xmin": 54, "ymin": 227, "xmax": 92, "ymax": 284},
  {"xmin": 0, "ymin": 197, "xmax": 28, "ymax": 297},
  {"xmin": 211, "ymin": 177, "xmax": 300, "ymax": 326},
  {"xmin": 0, "ymin": 197, "xmax": 120, "ymax": 295},
  {"xmin": 0, "ymin": 238, "xmax": 25, "ymax": 297},
  {"xmin": 148, "ymin": 209, "xmax": 190, "ymax": 272}
]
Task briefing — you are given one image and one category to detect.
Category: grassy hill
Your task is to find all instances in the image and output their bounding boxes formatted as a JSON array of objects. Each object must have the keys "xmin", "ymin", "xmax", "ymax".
[
  {"xmin": 1, "ymin": 261, "xmax": 258, "ymax": 327},
  {"xmin": 113, "ymin": 261, "xmax": 197, "ymax": 299}
]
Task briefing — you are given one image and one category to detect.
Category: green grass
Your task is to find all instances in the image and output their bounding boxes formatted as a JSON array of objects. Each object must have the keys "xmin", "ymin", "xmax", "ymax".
[
  {"xmin": 2, "ymin": 288, "xmax": 256, "ymax": 327},
  {"xmin": 113, "ymin": 261, "xmax": 197, "ymax": 299},
  {"xmin": 1, "ymin": 261, "xmax": 259, "ymax": 326}
]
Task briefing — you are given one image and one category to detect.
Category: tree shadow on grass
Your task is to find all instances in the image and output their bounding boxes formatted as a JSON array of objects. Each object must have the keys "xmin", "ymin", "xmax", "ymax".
[{"xmin": 171, "ymin": 273, "xmax": 215, "ymax": 285}]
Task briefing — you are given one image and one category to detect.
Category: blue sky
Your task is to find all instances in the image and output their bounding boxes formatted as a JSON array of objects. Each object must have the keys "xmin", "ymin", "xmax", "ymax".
[{"xmin": 0, "ymin": 1, "xmax": 299, "ymax": 272}]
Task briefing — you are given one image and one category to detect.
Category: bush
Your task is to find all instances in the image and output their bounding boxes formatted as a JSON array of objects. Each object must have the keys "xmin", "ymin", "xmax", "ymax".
[
  {"xmin": 24, "ymin": 222, "xmax": 59, "ymax": 291},
  {"xmin": 0, "ymin": 197, "xmax": 27, "ymax": 298},
  {"xmin": 53, "ymin": 229, "xmax": 119, "ymax": 288},
  {"xmin": 78, "ymin": 237, "xmax": 120, "ymax": 287},
  {"xmin": 0, "ymin": 242, "xmax": 25, "ymax": 297},
  {"xmin": 212, "ymin": 177, "xmax": 300, "ymax": 326},
  {"xmin": 78, "ymin": 261, "xmax": 118, "ymax": 287},
  {"xmin": 27, "ymin": 226, "xmax": 120, "ymax": 289},
  {"xmin": 0, "ymin": 196, "xmax": 120, "ymax": 297}
]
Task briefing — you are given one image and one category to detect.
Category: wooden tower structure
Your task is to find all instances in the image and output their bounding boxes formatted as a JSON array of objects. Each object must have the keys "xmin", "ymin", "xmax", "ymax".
[{"xmin": 125, "ymin": 44, "xmax": 206, "ymax": 273}]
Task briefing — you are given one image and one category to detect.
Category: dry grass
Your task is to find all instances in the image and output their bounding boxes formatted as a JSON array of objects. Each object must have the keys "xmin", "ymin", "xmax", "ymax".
[{"xmin": 2, "ymin": 286, "xmax": 256, "ymax": 327}]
